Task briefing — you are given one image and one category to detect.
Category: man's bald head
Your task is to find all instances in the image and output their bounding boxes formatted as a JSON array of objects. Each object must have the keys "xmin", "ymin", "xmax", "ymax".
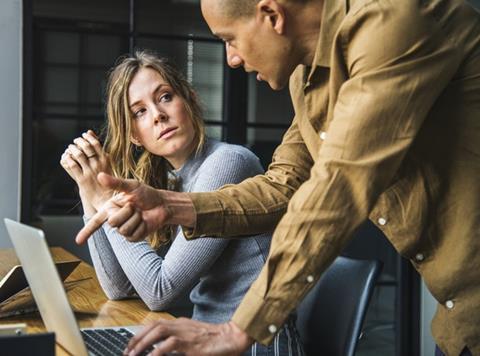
[
  {"xmin": 201, "ymin": 0, "xmax": 259, "ymax": 19},
  {"xmin": 202, "ymin": 0, "xmax": 311, "ymax": 19}
]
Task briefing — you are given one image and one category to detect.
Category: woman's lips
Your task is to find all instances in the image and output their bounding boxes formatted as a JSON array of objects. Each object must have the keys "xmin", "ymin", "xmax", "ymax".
[{"xmin": 159, "ymin": 127, "xmax": 177, "ymax": 140}]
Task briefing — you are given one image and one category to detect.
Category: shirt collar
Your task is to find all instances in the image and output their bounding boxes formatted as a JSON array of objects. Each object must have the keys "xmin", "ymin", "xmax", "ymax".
[{"xmin": 307, "ymin": 0, "xmax": 348, "ymax": 80}]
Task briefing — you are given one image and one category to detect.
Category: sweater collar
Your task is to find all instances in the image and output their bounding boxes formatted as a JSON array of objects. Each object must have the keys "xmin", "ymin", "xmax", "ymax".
[{"xmin": 173, "ymin": 138, "xmax": 212, "ymax": 181}]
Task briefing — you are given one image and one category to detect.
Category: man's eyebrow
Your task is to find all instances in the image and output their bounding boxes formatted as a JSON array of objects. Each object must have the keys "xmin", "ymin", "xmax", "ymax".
[{"xmin": 129, "ymin": 84, "xmax": 166, "ymax": 108}]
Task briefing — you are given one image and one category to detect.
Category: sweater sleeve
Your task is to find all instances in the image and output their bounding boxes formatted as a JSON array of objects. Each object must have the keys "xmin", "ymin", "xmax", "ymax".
[
  {"xmin": 91, "ymin": 146, "xmax": 265, "ymax": 311},
  {"xmin": 85, "ymin": 219, "xmax": 136, "ymax": 299}
]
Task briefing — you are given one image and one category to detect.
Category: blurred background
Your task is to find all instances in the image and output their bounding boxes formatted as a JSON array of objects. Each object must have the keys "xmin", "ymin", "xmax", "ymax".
[{"xmin": 1, "ymin": 0, "xmax": 479, "ymax": 355}]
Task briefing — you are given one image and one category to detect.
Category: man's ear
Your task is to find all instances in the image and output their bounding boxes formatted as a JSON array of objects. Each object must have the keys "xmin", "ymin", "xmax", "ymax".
[{"xmin": 256, "ymin": 0, "xmax": 286, "ymax": 35}]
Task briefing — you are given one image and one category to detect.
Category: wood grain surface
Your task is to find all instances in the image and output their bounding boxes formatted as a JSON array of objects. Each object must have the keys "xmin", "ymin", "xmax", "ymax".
[{"xmin": 0, "ymin": 247, "xmax": 174, "ymax": 355}]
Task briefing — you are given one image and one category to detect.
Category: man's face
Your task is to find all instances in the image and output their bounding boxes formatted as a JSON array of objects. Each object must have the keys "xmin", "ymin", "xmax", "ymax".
[{"xmin": 201, "ymin": 0, "xmax": 295, "ymax": 90}]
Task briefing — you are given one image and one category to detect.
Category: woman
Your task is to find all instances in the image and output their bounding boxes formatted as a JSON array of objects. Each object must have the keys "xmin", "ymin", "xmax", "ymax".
[{"xmin": 60, "ymin": 51, "xmax": 303, "ymax": 355}]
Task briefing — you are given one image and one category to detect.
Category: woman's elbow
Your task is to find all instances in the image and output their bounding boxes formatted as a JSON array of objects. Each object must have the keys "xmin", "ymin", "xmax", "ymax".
[
  {"xmin": 143, "ymin": 298, "xmax": 168, "ymax": 311},
  {"xmin": 100, "ymin": 282, "xmax": 134, "ymax": 300},
  {"xmin": 104, "ymin": 289, "xmax": 129, "ymax": 301},
  {"xmin": 140, "ymin": 291, "xmax": 174, "ymax": 311}
]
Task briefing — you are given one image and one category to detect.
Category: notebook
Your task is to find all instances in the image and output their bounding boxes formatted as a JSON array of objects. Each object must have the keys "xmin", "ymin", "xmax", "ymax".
[
  {"xmin": 3, "ymin": 218, "xmax": 149, "ymax": 356},
  {"xmin": 0, "ymin": 259, "xmax": 81, "ymax": 318},
  {"xmin": 0, "ymin": 260, "xmax": 80, "ymax": 303}
]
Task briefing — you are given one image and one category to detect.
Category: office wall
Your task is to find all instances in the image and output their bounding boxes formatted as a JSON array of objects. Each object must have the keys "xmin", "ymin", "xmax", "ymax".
[{"xmin": 0, "ymin": 0, "xmax": 22, "ymax": 248}]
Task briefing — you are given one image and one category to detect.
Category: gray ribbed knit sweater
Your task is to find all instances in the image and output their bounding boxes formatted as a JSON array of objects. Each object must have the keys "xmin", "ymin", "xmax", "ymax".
[{"xmin": 86, "ymin": 139, "xmax": 272, "ymax": 323}]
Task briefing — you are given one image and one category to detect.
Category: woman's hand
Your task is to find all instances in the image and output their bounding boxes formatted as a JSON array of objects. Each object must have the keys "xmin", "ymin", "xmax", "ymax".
[{"xmin": 60, "ymin": 130, "xmax": 113, "ymax": 215}]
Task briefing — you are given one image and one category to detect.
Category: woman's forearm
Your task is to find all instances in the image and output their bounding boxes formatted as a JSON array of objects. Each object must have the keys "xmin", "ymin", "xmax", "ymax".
[{"xmin": 79, "ymin": 189, "xmax": 98, "ymax": 218}]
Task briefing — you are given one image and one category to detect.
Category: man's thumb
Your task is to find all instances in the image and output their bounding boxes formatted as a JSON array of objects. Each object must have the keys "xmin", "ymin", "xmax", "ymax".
[{"xmin": 97, "ymin": 172, "xmax": 138, "ymax": 193}]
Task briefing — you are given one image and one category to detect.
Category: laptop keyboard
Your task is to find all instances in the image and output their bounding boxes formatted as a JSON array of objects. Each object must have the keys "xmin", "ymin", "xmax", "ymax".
[{"xmin": 81, "ymin": 328, "xmax": 152, "ymax": 356}]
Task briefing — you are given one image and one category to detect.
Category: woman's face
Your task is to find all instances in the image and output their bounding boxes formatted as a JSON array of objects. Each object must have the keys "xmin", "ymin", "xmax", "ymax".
[{"xmin": 128, "ymin": 67, "xmax": 196, "ymax": 169}]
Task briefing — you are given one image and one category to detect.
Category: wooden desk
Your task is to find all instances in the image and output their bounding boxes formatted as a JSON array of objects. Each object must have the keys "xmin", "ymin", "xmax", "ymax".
[{"xmin": 0, "ymin": 247, "xmax": 174, "ymax": 355}]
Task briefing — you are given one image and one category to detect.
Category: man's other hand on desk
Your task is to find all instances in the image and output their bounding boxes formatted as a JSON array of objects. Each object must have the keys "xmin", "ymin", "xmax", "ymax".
[
  {"xmin": 124, "ymin": 318, "xmax": 253, "ymax": 356},
  {"xmin": 75, "ymin": 173, "xmax": 196, "ymax": 245}
]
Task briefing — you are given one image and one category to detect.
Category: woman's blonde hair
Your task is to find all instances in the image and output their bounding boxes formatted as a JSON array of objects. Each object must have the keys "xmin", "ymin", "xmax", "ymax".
[{"xmin": 103, "ymin": 51, "xmax": 205, "ymax": 248}]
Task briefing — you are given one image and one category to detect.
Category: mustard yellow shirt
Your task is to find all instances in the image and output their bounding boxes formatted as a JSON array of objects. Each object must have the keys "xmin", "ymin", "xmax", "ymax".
[{"xmin": 186, "ymin": 0, "xmax": 480, "ymax": 353}]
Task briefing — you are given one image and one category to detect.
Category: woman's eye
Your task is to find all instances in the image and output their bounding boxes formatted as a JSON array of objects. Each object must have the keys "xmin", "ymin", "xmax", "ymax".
[
  {"xmin": 134, "ymin": 108, "xmax": 145, "ymax": 117},
  {"xmin": 160, "ymin": 93, "xmax": 172, "ymax": 102}
]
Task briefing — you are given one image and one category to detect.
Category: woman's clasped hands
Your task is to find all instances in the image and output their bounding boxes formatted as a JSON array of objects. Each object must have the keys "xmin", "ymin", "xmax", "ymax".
[{"xmin": 60, "ymin": 129, "xmax": 113, "ymax": 216}]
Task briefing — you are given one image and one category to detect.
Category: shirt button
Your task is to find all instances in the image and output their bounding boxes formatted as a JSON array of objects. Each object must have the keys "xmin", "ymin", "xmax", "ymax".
[
  {"xmin": 306, "ymin": 275, "xmax": 314, "ymax": 283},
  {"xmin": 415, "ymin": 253, "xmax": 424, "ymax": 262},
  {"xmin": 320, "ymin": 131, "xmax": 327, "ymax": 141},
  {"xmin": 445, "ymin": 300, "xmax": 454, "ymax": 309},
  {"xmin": 378, "ymin": 217, "xmax": 387, "ymax": 226},
  {"xmin": 268, "ymin": 324, "xmax": 278, "ymax": 334}
]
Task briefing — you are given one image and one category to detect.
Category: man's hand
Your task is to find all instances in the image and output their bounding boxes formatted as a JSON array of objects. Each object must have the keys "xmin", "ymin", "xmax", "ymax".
[
  {"xmin": 124, "ymin": 319, "xmax": 253, "ymax": 356},
  {"xmin": 75, "ymin": 172, "xmax": 196, "ymax": 245}
]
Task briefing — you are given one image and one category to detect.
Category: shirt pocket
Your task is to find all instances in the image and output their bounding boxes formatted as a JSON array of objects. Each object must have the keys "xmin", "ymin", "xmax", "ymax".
[{"xmin": 369, "ymin": 159, "xmax": 441, "ymax": 258}]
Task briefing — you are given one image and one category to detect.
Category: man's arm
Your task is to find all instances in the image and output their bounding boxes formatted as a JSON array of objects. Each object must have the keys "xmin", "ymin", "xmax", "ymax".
[
  {"xmin": 184, "ymin": 115, "xmax": 313, "ymax": 238},
  {"xmin": 75, "ymin": 173, "xmax": 196, "ymax": 244}
]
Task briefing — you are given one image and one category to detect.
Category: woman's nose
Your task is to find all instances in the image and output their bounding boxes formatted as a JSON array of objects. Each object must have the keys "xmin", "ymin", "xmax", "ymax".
[{"xmin": 152, "ymin": 108, "xmax": 167, "ymax": 124}]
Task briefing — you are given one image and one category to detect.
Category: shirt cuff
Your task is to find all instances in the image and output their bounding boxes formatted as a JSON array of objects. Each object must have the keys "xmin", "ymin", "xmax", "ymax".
[
  {"xmin": 231, "ymin": 287, "xmax": 294, "ymax": 345},
  {"xmin": 182, "ymin": 192, "xmax": 225, "ymax": 239}
]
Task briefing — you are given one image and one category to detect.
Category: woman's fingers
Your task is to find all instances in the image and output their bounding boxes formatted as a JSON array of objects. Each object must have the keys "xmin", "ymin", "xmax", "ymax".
[
  {"xmin": 60, "ymin": 151, "xmax": 82, "ymax": 180},
  {"xmin": 82, "ymin": 130, "xmax": 104, "ymax": 157},
  {"xmin": 73, "ymin": 136, "xmax": 97, "ymax": 158},
  {"xmin": 67, "ymin": 144, "xmax": 92, "ymax": 172},
  {"xmin": 86, "ymin": 129, "xmax": 98, "ymax": 138}
]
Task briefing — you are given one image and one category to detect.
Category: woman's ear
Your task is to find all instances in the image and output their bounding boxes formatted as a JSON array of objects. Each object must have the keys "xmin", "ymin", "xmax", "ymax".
[{"xmin": 130, "ymin": 136, "xmax": 141, "ymax": 146}]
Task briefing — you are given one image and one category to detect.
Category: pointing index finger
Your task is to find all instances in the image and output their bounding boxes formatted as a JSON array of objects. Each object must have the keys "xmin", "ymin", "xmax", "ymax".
[{"xmin": 75, "ymin": 209, "xmax": 108, "ymax": 244}]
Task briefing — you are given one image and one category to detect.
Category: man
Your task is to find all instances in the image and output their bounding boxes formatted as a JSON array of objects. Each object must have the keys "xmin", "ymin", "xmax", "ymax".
[{"xmin": 77, "ymin": 0, "xmax": 480, "ymax": 355}]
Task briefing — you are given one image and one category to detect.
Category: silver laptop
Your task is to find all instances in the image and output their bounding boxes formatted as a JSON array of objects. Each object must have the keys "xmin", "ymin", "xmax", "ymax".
[{"xmin": 4, "ymin": 218, "xmax": 144, "ymax": 356}]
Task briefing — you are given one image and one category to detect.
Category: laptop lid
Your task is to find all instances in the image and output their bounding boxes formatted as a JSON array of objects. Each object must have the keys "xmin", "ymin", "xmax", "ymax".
[{"xmin": 4, "ymin": 218, "xmax": 89, "ymax": 356}]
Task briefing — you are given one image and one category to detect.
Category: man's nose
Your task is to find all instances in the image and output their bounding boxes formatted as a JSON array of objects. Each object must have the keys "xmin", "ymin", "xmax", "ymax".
[{"xmin": 226, "ymin": 43, "xmax": 242, "ymax": 68}]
